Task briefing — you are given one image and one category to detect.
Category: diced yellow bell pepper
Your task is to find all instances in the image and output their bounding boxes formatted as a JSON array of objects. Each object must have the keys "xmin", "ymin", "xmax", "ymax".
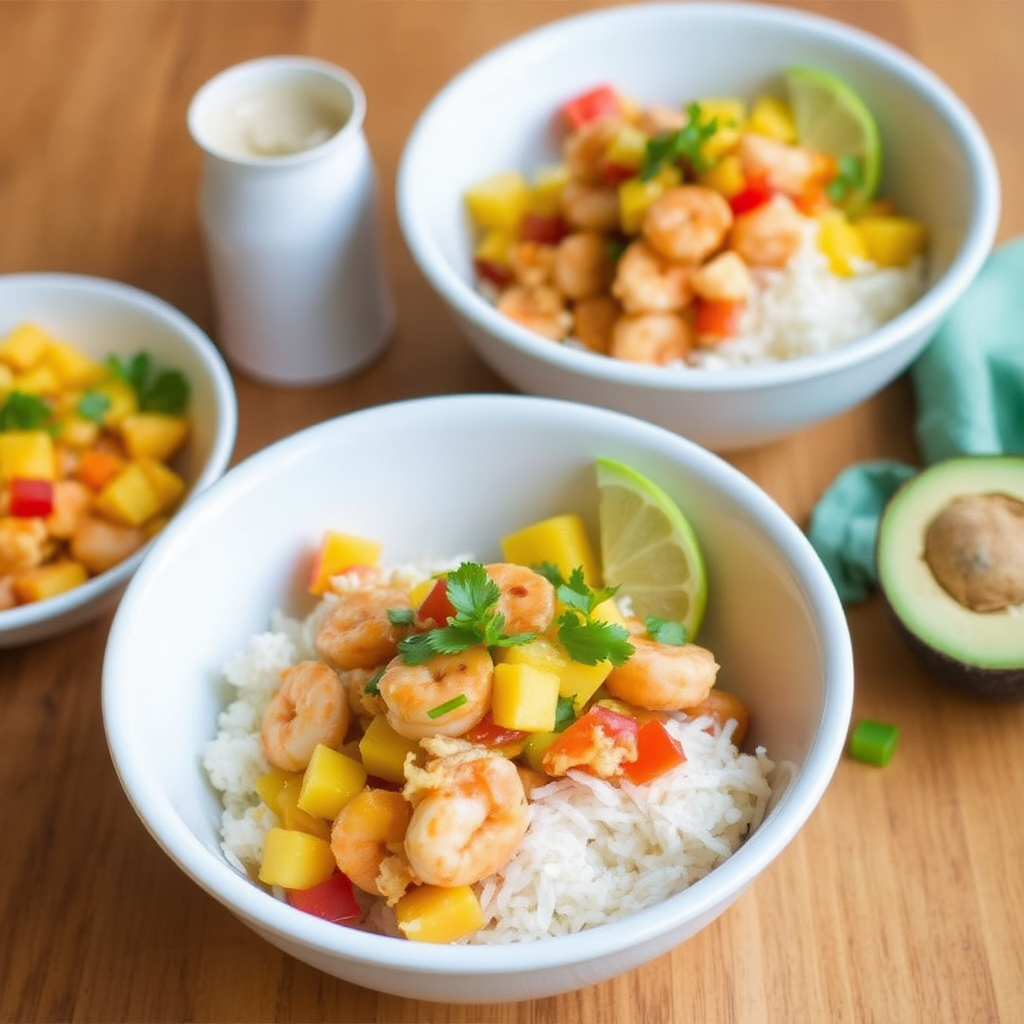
[
  {"xmin": 464, "ymin": 171, "xmax": 529, "ymax": 231},
  {"xmin": 853, "ymin": 216, "xmax": 928, "ymax": 268},
  {"xmin": 817, "ymin": 210, "xmax": 869, "ymax": 277},
  {"xmin": 500, "ymin": 512, "xmax": 600, "ymax": 585},
  {"xmin": 13, "ymin": 364, "xmax": 60, "ymax": 396},
  {"xmin": 492, "ymin": 662, "xmax": 560, "ymax": 732},
  {"xmin": 520, "ymin": 730, "xmax": 561, "ymax": 774},
  {"xmin": 94, "ymin": 377, "xmax": 138, "ymax": 426},
  {"xmin": 93, "ymin": 462, "xmax": 163, "ymax": 525},
  {"xmin": 697, "ymin": 153, "xmax": 745, "ymax": 198},
  {"xmin": 693, "ymin": 98, "xmax": 746, "ymax": 160},
  {"xmin": 0, "ymin": 323, "xmax": 50, "ymax": 372},
  {"xmin": 395, "ymin": 884, "xmax": 485, "ymax": 943},
  {"xmin": 604, "ymin": 124, "xmax": 648, "ymax": 171},
  {"xmin": 0, "ymin": 431, "xmax": 56, "ymax": 482},
  {"xmin": 308, "ymin": 530, "xmax": 383, "ymax": 596},
  {"xmin": 473, "ymin": 227, "xmax": 515, "ymax": 268},
  {"xmin": 118, "ymin": 412, "xmax": 189, "ymax": 462},
  {"xmin": 358, "ymin": 715, "xmax": 423, "ymax": 785},
  {"xmin": 137, "ymin": 458, "xmax": 186, "ymax": 512},
  {"xmin": 12, "ymin": 560, "xmax": 89, "ymax": 603},
  {"xmin": 258, "ymin": 827, "xmax": 336, "ymax": 889},
  {"xmin": 297, "ymin": 744, "xmax": 368, "ymax": 820},
  {"xmin": 43, "ymin": 339, "xmax": 106, "ymax": 388},
  {"xmin": 747, "ymin": 94, "xmax": 797, "ymax": 143},
  {"xmin": 528, "ymin": 164, "xmax": 571, "ymax": 216}
]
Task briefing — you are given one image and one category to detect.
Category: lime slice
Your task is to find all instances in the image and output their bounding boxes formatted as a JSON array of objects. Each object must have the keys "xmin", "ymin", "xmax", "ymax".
[
  {"xmin": 595, "ymin": 457, "xmax": 708, "ymax": 638},
  {"xmin": 785, "ymin": 65, "xmax": 881, "ymax": 214}
]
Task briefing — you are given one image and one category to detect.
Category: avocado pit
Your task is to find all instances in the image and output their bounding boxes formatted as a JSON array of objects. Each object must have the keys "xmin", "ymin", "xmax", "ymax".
[{"xmin": 923, "ymin": 492, "xmax": 1024, "ymax": 613}]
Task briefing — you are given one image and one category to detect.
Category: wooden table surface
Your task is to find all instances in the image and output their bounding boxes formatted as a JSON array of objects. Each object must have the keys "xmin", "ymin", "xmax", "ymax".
[{"xmin": 2, "ymin": 2, "xmax": 1023, "ymax": 1021}]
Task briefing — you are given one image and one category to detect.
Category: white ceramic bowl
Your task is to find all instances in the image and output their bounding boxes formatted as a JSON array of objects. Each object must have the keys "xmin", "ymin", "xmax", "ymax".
[
  {"xmin": 0, "ymin": 273, "xmax": 237, "ymax": 646},
  {"xmin": 397, "ymin": 2, "xmax": 1000, "ymax": 451},
  {"xmin": 102, "ymin": 394, "xmax": 853, "ymax": 1002}
]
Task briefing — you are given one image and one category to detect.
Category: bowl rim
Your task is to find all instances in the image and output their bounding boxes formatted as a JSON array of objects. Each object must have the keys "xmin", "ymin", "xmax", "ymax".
[
  {"xmin": 102, "ymin": 393, "xmax": 854, "ymax": 974},
  {"xmin": 0, "ymin": 271, "xmax": 238, "ymax": 640},
  {"xmin": 397, "ymin": 1, "xmax": 1001, "ymax": 395}
]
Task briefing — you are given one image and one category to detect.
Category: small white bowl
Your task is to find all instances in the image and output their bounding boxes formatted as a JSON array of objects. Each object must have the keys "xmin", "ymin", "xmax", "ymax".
[
  {"xmin": 0, "ymin": 273, "xmax": 237, "ymax": 646},
  {"xmin": 103, "ymin": 394, "xmax": 852, "ymax": 1003},
  {"xmin": 397, "ymin": 2, "xmax": 1000, "ymax": 451}
]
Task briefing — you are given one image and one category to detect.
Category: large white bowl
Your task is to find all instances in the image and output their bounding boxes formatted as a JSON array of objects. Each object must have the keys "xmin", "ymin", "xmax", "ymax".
[
  {"xmin": 0, "ymin": 273, "xmax": 237, "ymax": 646},
  {"xmin": 397, "ymin": 2, "xmax": 1000, "ymax": 451},
  {"xmin": 102, "ymin": 394, "xmax": 853, "ymax": 1002}
]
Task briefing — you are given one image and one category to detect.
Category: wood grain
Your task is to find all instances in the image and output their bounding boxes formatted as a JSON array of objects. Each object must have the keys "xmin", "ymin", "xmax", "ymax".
[{"xmin": 2, "ymin": 3, "xmax": 1023, "ymax": 1021}]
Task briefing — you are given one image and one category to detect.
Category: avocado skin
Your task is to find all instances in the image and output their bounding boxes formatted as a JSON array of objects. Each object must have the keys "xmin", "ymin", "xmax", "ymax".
[{"xmin": 882, "ymin": 600, "xmax": 1024, "ymax": 700}]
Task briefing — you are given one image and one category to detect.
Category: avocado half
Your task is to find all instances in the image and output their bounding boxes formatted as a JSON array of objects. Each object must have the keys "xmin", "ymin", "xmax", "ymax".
[{"xmin": 876, "ymin": 455, "xmax": 1024, "ymax": 699}]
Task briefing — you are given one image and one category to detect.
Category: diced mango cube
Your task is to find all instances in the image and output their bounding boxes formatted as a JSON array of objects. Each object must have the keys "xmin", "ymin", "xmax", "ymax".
[
  {"xmin": 604, "ymin": 124, "xmax": 648, "ymax": 171},
  {"xmin": 853, "ymin": 216, "xmax": 928, "ymax": 268},
  {"xmin": 13, "ymin": 364, "xmax": 60, "ymax": 396},
  {"xmin": 747, "ymin": 94, "xmax": 797, "ymax": 143},
  {"xmin": 817, "ymin": 210, "xmax": 869, "ymax": 277},
  {"xmin": 0, "ymin": 363, "xmax": 14, "ymax": 396},
  {"xmin": 0, "ymin": 323, "xmax": 50, "ymax": 372},
  {"xmin": 309, "ymin": 530, "xmax": 383, "ymax": 596},
  {"xmin": 43, "ymin": 339, "xmax": 106, "ymax": 388},
  {"xmin": 0, "ymin": 431, "xmax": 56, "ymax": 482},
  {"xmin": 500, "ymin": 513, "xmax": 600, "ymax": 584},
  {"xmin": 694, "ymin": 98, "xmax": 746, "ymax": 160},
  {"xmin": 358, "ymin": 715, "xmax": 423, "ymax": 785},
  {"xmin": 258, "ymin": 827, "xmax": 336, "ymax": 889},
  {"xmin": 12, "ymin": 560, "xmax": 89, "ymax": 603},
  {"xmin": 257, "ymin": 768, "xmax": 331, "ymax": 840},
  {"xmin": 492, "ymin": 662, "xmax": 560, "ymax": 732},
  {"xmin": 697, "ymin": 153, "xmax": 745, "ymax": 198},
  {"xmin": 94, "ymin": 377, "xmax": 139, "ymax": 425},
  {"xmin": 617, "ymin": 165, "xmax": 681, "ymax": 235},
  {"xmin": 528, "ymin": 164, "xmax": 571, "ymax": 215},
  {"xmin": 136, "ymin": 458, "xmax": 186, "ymax": 512},
  {"xmin": 395, "ymin": 884, "xmax": 485, "ymax": 943},
  {"xmin": 118, "ymin": 412, "xmax": 189, "ymax": 461},
  {"xmin": 93, "ymin": 462, "xmax": 162, "ymax": 525},
  {"xmin": 255, "ymin": 766, "xmax": 302, "ymax": 815},
  {"xmin": 496, "ymin": 636, "xmax": 612, "ymax": 711},
  {"xmin": 297, "ymin": 744, "xmax": 368, "ymax": 820},
  {"xmin": 465, "ymin": 171, "xmax": 529, "ymax": 231},
  {"xmin": 473, "ymin": 227, "xmax": 514, "ymax": 268},
  {"xmin": 56, "ymin": 415, "xmax": 102, "ymax": 450}
]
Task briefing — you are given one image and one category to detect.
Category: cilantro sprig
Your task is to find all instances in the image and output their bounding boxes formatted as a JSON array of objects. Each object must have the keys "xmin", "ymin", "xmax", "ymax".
[
  {"xmin": 825, "ymin": 154, "xmax": 866, "ymax": 205},
  {"xmin": 535, "ymin": 564, "xmax": 635, "ymax": 667},
  {"xmin": 645, "ymin": 616, "xmax": 688, "ymax": 646},
  {"xmin": 396, "ymin": 561, "xmax": 537, "ymax": 665},
  {"xmin": 107, "ymin": 352, "xmax": 190, "ymax": 414},
  {"xmin": 640, "ymin": 102, "xmax": 726, "ymax": 181},
  {"xmin": 0, "ymin": 391, "xmax": 50, "ymax": 431}
]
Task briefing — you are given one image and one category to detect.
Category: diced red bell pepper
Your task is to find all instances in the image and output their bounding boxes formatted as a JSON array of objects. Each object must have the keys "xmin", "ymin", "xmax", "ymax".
[
  {"xmin": 694, "ymin": 298, "xmax": 745, "ymax": 341},
  {"xmin": 623, "ymin": 718, "xmax": 686, "ymax": 785},
  {"xmin": 518, "ymin": 211, "xmax": 569, "ymax": 245},
  {"xmin": 415, "ymin": 576, "xmax": 456, "ymax": 628},
  {"xmin": 601, "ymin": 161, "xmax": 639, "ymax": 188},
  {"xmin": 560, "ymin": 84, "xmax": 622, "ymax": 131},
  {"xmin": 542, "ymin": 704, "xmax": 639, "ymax": 777},
  {"xmin": 729, "ymin": 172, "xmax": 774, "ymax": 216},
  {"xmin": 286, "ymin": 871, "xmax": 361, "ymax": 925},
  {"xmin": 465, "ymin": 713, "xmax": 530, "ymax": 750},
  {"xmin": 473, "ymin": 258, "xmax": 514, "ymax": 289},
  {"xmin": 9, "ymin": 477, "xmax": 54, "ymax": 517}
]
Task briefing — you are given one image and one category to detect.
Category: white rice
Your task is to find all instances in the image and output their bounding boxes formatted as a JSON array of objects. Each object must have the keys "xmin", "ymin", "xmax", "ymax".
[{"xmin": 203, "ymin": 565, "xmax": 778, "ymax": 942}]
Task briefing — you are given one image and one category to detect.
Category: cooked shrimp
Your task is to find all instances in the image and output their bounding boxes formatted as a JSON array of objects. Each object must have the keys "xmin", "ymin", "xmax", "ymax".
[
  {"xmin": 690, "ymin": 250, "xmax": 752, "ymax": 302},
  {"xmin": 377, "ymin": 647, "xmax": 494, "ymax": 740},
  {"xmin": 563, "ymin": 115, "xmax": 625, "ymax": 185},
  {"xmin": 261, "ymin": 660, "xmax": 350, "ymax": 772},
  {"xmin": 553, "ymin": 231, "xmax": 615, "ymax": 300},
  {"xmin": 729, "ymin": 194, "xmax": 809, "ymax": 268},
  {"xmin": 0, "ymin": 575, "xmax": 16, "ymax": 612},
  {"xmin": 495, "ymin": 285, "xmax": 572, "ymax": 341},
  {"xmin": 736, "ymin": 133, "xmax": 835, "ymax": 199},
  {"xmin": 46, "ymin": 480, "xmax": 92, "ymax": 540},
  {"xmin": 642, "ymin": 185, "xmax": 733, "ymax": 264},
  {"xmin": 560, "ymin": 181, "xmax": 621, "ymax": 233},
  {"xmin": 315, "ymin": 585, "xmax": 412, "ymax": 672},
  {"xmin": 610, "ymin": 312, "xmax": 693, "ymax": 365},
  {"xmin": 402, "ymin": 736, "xmax": 529, "ymax": 888},
  {"xmin": 68, "ymin": 516, "xmax": 147, "ymax": 574},
  {"xmin": 0, "ymin": 517, "xmax": 47, "ymax": 575},
  {"xmin": 604, "ymin": 634, "xmax": 719, "ymax": 710},
  {"xmin": 572, "ymin": 294, "xmax": 621, "ymax": 354},
  {"xmin": 612, "ymin": 239, "xmax": 695, "ymax": 313},
  {"xmin": 639, "ymin": 104, "xmax": 686, "ymax": 136},
  {"xmin": 484, "ymin": 562, "xmax": 557, "ymax": 634},
  {"xmin": 330, "ymin": 787, "xmax": 413, "ymax": 896},
  {"xmin": 509, "ymin": 241, "xmax": 557, "ymax": 288}
]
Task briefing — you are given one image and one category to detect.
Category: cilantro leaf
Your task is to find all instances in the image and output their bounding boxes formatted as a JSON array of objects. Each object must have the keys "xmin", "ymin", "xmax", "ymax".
[
  {"xmin": 0, "ymin": 391, "xmax": 50, "ymax": 431},
  {"xmin": 826, "ymin": 154, "xmax": 866, "ymax": 203},
  {"xmin": 558, "ymin": 612, "xmax": 634, "ymax": 666},
  {"xmin": 646, "ymin": 616, "xmax": 688, "ymax": 646},
  {"xmin": 640, "ymin": 102, "xmax": 724, "ymax": 181},
  {"xmin": 387, "ymin": 607, "xmax": 415, "ymax": 627},
  {"xmin": 553, "ymin": 695, "xmax": 577, "ymax": 732},
  {"xmin": 76, "ymin": 390, "xmax": 111, "ymax": 424},
  {"xmin": 363, "ymin": 668, "xmax": 385, "ymax": 696},
  {"xmin": 106, "ymin": 352, "xmax": 190, "ymax": 415}
]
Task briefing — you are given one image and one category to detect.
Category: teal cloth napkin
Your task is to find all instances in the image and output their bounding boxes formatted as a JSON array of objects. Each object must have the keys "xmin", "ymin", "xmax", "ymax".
[{"xmin": 809, "ymin": 236, "xmax": 1024, "ymax": 604}]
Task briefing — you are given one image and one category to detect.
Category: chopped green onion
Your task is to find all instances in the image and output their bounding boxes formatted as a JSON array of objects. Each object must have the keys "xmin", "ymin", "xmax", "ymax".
[
  {"xmin": 427, "ymin": 694, "xmax": 469, "ymax": 720},
  {"xmin": 849, "ymin": 719, "xmax": 899, "ymax": 766}
]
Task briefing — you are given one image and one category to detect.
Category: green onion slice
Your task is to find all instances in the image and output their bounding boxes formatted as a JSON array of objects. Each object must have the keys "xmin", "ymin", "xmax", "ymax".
[{"xmin": 427, "ymin": 694, "xmax": 469, "ymax": 720}]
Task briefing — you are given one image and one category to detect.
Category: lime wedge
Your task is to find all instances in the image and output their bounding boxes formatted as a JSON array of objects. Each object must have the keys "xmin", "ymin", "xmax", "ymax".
[
  {"xmin": 595, "ymin": 457, "xmax": 708, "ymax": 638},
  {"xmin": 785, "ymin": 65, "xmax": 881, "ymax": 214}
]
